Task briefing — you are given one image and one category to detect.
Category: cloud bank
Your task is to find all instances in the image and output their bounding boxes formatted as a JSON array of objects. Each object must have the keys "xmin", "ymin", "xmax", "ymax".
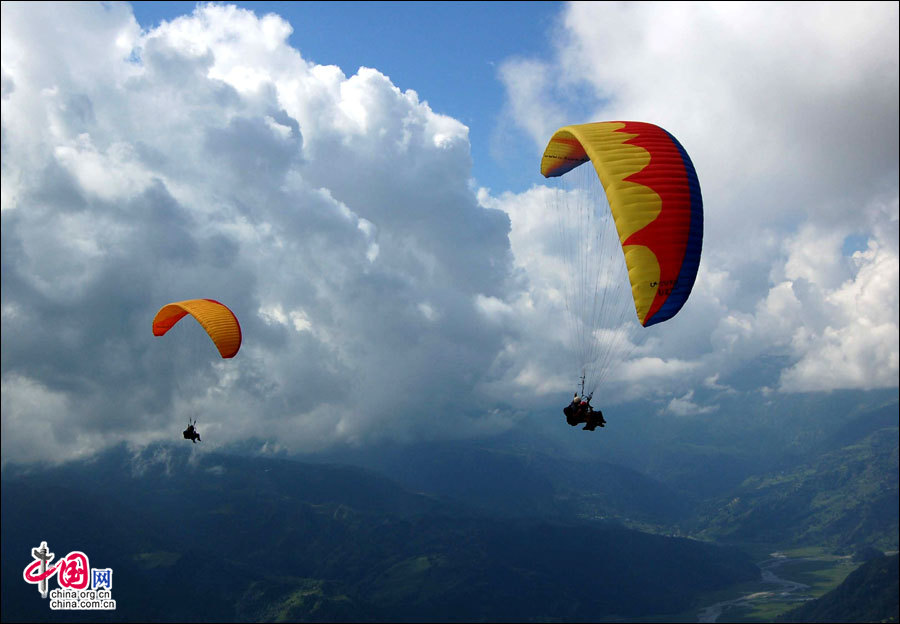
[
  {"xmin": 491, "ymin": 1, "xmax": 899, "ymax": 407},
  {"xmin": 2, "ymin": 2, "xmax": 897, "ymax": 464}
]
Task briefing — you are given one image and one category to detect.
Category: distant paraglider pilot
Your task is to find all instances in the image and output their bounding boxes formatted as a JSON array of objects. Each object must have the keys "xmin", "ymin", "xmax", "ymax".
[
  {"xmin": 563, "ymin": 393, "xmax": 606, "ymax": 431},
  {"xmin": 183, "ymin": 419, "xmax": 201, "ymax": 443}
]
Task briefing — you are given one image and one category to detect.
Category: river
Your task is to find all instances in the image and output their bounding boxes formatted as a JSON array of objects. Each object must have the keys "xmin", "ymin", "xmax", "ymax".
[{"xmin": 697, "ymin": 552, "xmax": 815, "ymax": 623}]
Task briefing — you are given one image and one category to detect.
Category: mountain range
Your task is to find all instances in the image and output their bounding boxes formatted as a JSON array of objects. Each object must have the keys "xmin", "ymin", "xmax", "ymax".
[
  {"xmin": 2, "ymin": 390, "xmax": 897, "ymax": 622},
  {"xmin": 3, "ymin": 444, "xmax": 756, "ymax": 622}
]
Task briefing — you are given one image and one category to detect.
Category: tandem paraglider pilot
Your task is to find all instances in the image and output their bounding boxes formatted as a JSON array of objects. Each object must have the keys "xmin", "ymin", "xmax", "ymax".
[
  {"xmin": 183, "ymin": 419, "xmax": 201, "ymax": 443},
  {"xmin": 563, "ymin": 393, "xmax": 606, "ymax": 431}
]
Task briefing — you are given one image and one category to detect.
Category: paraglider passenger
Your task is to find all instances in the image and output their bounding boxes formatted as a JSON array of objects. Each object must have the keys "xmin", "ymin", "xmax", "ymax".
[{"xmin": 583, "ymin": 406, "xmax": 606, "ymax": 431}]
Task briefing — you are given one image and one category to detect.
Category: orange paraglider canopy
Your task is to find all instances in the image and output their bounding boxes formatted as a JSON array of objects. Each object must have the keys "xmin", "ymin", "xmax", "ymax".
[{"xmin": 152, "ymin": 299, "xmax": 242, "ymax": 358}]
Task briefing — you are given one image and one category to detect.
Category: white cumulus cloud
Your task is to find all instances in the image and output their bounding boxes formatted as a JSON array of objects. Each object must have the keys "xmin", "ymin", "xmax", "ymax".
[{"xmin": 1, "ymin": 2, "xmax": 513, "ymax": 464}]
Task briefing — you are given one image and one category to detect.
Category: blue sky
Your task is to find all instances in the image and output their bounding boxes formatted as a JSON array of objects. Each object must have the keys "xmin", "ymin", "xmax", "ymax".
[{"xmin": 2, "ymin": 1, "xmax": 897, "ymax": 464}]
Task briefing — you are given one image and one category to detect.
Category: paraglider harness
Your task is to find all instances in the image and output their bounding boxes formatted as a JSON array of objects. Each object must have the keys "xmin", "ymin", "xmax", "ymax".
[
  {"xmin": 183, "ymin": 418, "xmax": 201, "ymax": 443},
  {"xmin": 563, "ymin": 374, "xmax": 606, "ymax": 430}
]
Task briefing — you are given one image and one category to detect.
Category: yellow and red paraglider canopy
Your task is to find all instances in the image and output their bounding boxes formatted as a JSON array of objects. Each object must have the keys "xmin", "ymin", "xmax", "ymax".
[
  {"xmin": 541, "ymin": 121, "xmax": 703, "ymax": 327},
  {"xmin": 152, "ymin": 299, "xmax": 242, "ymax": 359}
]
